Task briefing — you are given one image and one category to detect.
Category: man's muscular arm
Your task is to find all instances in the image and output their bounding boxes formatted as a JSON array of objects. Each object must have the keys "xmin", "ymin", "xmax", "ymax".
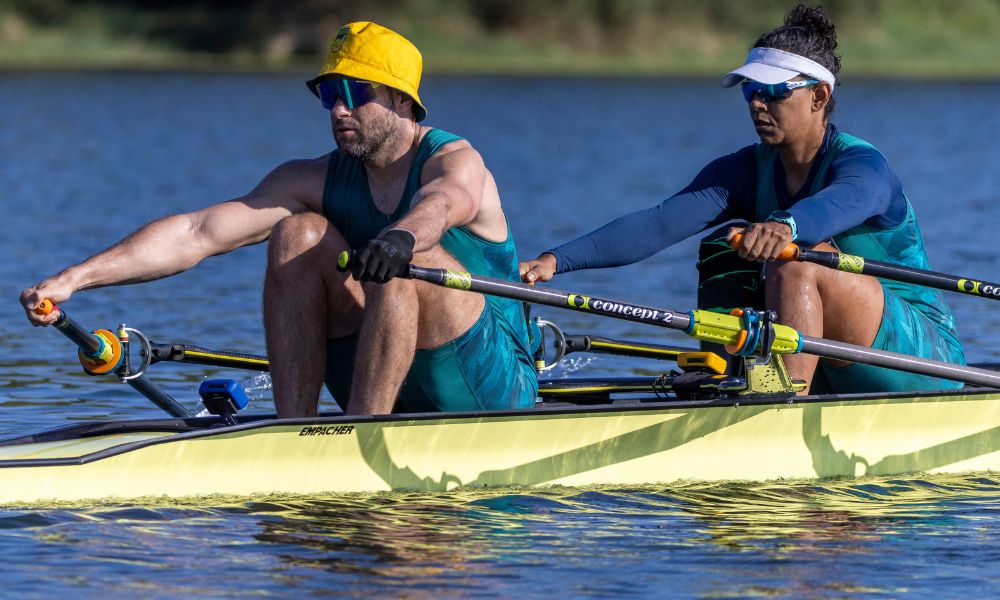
[
  {"xmin": 392, "ymin": 142, "xmax": 485, "ymax": 252},
  {"xmin": 21, "ymin": 158, "xmax": 325, "ymax": 325}
]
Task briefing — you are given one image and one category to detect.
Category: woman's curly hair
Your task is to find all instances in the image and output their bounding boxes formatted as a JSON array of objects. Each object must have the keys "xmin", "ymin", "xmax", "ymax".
[{"xmin": 754, "ymin": 4, "xmax": 841, "ymax": 114}]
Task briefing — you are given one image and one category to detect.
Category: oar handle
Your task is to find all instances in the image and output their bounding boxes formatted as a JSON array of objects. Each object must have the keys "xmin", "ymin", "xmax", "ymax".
[
  {"xmin": 729, "ymin": 232, "xmax": 800, "ymax": 260},
  {"xmin": 35, "ymin": 299, "xmax": 57, "ymax": 317},
  {"xmin": 337, "ymin": 250, "xmax": 353, "ymax": 273},
  {"xmin": 734, "ymin": 232, "xmax": 1000, "ymax": 302},
  {"xmin": 336, "ymin": 250, "xmax": 412, "ymax": 278}
]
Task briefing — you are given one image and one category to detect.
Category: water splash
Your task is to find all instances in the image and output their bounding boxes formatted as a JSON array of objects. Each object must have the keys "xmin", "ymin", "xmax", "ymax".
[
  {"xmin": 242, "ymin": 372, "xmax": 273, "ymax": 409},
  {"xmin": 547, "ymin": 356, "xmax": 600, "ymax": 378}
]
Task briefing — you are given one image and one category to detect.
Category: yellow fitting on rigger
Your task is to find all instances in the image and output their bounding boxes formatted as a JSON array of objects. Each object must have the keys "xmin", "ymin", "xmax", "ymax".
[
  {"xmin": 677, "ymin": 352, "xmax": 728, "ymax": 375},
  {"xmin": 686, "ymin": 310, "xmax": 801, "ymax": 355},
  {"xmin": 770, "ymin": 323, "xmax": 802, "ymax": 354}
]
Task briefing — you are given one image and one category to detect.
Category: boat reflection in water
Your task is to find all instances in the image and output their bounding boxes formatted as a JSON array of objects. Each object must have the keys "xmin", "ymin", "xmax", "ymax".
[{"xmin": 125, "ymin": 472, "xmax": 989, "ymax": 595}]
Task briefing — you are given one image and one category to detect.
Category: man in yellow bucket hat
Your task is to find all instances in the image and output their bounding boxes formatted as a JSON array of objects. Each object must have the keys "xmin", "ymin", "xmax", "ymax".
[{"xmin": 21, "ymin": 21, "xmax": 538, "ymax": 417}]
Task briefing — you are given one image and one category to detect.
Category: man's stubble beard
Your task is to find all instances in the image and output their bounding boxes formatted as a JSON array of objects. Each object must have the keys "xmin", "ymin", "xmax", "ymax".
[{"xmin": 335, "ymin": 111, "xmax": 397, "ymax": 162}]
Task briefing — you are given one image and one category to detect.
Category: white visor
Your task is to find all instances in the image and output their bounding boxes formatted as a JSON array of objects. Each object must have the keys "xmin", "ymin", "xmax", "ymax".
[{"xmin": 721, "ymin": 47, "xmax": 836, "ymax": 88}]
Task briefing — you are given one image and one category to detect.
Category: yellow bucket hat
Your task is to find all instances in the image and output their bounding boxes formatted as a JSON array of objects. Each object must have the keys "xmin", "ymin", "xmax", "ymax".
[{"xmin": 306, "ymin": 22, "xmax": 427, "ymax": 122}]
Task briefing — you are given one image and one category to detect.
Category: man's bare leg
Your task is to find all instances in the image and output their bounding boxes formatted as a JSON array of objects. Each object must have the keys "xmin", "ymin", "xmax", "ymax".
[
  {"xmin": 264, "ymin": 213, "xmax": 364, "ymax": 418},
  {"xmin": 765, "ymin": 241, "xmax": 884, "ymax": 394},
  {"xmin": 347, "ymin": 245, "xmax": 485, "ymax": 415}
]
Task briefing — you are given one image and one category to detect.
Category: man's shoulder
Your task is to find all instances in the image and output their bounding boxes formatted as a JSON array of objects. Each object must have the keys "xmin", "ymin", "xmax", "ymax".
[
  {"xmin": 421, "ymin": 129, "xmax": 482, "ymax": 178},
  {"xmin": 423, "ymin": 127, "xmax": 472, "ymax": 157},
  {"xmin": 254, "ymin": 154, "xmax": 333, "ymax": 211},
  {"xmin": 273, "ymin": 154, "xmax": 333, "ymax": 177},
  {"xmin": 266, "ymin": 154, "xmax": 334, "ymax": 189}
]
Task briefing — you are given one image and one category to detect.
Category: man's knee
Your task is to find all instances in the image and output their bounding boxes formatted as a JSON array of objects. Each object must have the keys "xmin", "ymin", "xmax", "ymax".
[
  {"xmin": 411, "ymin": 243, "xmax": 467, "ymax": 271},
  {"xmin": 361, "ymin": 276, "xmax": 414, "ymax": 303},
  {"xmin": 269, "ymin": 212, "xmax": 332, "ymax": 258}
]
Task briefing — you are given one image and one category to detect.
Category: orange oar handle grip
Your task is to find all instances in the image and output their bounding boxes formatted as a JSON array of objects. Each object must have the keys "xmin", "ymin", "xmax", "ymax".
[
  {"xmin": 729, "ymin": 232, "xmax": 800, "ymax": 261},
  {"xmin": 35, "ymin": 299, "xmax": 57, "ymax": 316}
]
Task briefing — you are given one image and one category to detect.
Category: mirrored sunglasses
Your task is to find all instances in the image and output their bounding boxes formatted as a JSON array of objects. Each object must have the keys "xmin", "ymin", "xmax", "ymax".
[
  {"xmin": 741, "ymin": 79, "xmax": 820, "ymax": 103},
  {"xmin": 316, "ymin": 78, "xmax": 382, "ymax": 110}
]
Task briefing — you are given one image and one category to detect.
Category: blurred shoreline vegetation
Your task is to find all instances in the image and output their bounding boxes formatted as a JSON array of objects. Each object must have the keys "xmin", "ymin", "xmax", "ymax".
[{"xmin": 1, "ymin": 0, "xmax": 999, "ymax": 77}]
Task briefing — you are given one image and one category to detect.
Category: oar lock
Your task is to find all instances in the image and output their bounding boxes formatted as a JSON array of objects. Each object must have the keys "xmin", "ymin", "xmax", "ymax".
[
  {"xmin": 75, "ymin": 328, "xmax": 124, "ymax": 376},
  {"xmin": 724, "ymin": 307, "xmax": 779, "ymax": 364},
  {"xmin": 531, "ymin": 317, "xmax": 566, "ymax": 372},
  {"xmin": 75, "ymin": 323, "xmax": 154, "ymax": 380}
]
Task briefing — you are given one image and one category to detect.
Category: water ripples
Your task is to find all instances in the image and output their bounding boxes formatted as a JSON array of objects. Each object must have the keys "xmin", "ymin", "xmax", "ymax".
[{"xmin": 2, "ymin": 475, "xmax": 1000, "ymax": 595}]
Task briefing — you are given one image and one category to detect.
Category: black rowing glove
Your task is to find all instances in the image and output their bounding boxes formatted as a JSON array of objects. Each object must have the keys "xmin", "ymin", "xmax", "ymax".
[{"xmin": 352, "ymin": 229, "xmax": 416, "ymax": 283}]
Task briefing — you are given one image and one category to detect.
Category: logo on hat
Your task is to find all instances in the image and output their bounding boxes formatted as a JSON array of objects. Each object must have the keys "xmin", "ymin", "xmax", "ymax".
[
  {"xmin": 307, "ymin": 21, "xmax": 428, "ymax": 122},
  {"xmin": 331, "ymin": 27, "xmax": 350, "ymax": 53}
]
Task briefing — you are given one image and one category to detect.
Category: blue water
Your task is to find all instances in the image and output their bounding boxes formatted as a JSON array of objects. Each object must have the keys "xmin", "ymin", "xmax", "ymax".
[{"xmin": 1, "ymin": 72, "xmax": 1000, "ymax": 597}]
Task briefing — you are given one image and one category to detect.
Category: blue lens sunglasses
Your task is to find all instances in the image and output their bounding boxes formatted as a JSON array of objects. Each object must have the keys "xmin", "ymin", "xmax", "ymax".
[
  {"xmin": 741, "ymin": 79, "xmax": 820, "ymax": 103},
  {"xmin": 316, "ymin": 78, "xmax": 383, "ymax": 110}
]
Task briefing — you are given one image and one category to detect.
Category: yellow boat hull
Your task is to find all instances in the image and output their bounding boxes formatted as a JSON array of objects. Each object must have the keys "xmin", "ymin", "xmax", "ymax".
[{"xmin": 2, "ymin": 389, "xmax": 999, "ymax": 504}]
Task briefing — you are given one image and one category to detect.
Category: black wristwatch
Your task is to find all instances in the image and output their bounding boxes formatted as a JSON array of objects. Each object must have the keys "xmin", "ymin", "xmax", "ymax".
[{"xmin": 766, "ymin": 210, "xmax": 798, "ymax": 241}]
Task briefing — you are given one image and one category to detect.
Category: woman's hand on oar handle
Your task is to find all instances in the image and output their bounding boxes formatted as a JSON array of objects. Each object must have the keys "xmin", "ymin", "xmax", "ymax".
[
  {"xmin": 728, "ymin": 226, "xmax": 800, "ymax": 262},
  {"xmin": 519, "ymin": 253, "xmax": 557, "ymax": 285}
]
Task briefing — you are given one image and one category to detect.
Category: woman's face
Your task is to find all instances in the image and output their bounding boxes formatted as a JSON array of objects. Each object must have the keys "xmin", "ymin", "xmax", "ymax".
[{"xmin": 745, "ymin": 79, "xmax": 829, "ymax": 146}]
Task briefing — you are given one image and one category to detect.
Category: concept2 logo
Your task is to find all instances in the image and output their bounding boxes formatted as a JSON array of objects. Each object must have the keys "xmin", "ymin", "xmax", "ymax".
[
  {"xmin": 567, "ymin": 294, "xmax": 674, "ymax": 323},
  {"xmin": 958, "ymin": 279, "xmax": 1000, "ymax": 298}
]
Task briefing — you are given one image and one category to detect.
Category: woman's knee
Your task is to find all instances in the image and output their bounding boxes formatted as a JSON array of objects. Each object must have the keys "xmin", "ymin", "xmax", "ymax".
[{"xmin": 765, "ymin": 259, "xmax": 817, "ymax": 288}]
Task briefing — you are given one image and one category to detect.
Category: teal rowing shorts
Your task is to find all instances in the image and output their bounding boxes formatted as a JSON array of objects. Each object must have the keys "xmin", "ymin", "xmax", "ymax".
[
  {"xmin": 817, "ymin": 284, "xmax": 967, "ymax": 394},
  {"xmin": 324, "ymin": 306, "xmax": 538, "ymax": 413}
]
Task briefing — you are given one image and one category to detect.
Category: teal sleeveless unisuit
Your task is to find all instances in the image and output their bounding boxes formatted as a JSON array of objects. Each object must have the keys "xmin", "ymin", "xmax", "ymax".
[
  {"xmin": 754, "ymin": 132, "xmax": 965, "ymax": 392},
  {"xmin": 321, "ymin": 128, "xmax": 538, "ymax": 412}
]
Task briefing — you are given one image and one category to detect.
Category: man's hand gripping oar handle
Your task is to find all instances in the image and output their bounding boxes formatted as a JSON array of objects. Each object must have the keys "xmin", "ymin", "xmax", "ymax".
[
  {"xmin": 337, "ymin": 249, "xmax": 380, "ymax": 274},
  {"xmin": 731, "ymin": 233, "xmax": 1000, "ymax": 301},
  {"xmin": 34, "ymin": 299, "xmax": 124, "ymax": 376}
]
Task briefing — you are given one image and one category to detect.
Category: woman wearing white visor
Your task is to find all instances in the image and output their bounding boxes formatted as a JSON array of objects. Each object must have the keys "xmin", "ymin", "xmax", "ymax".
[{"xmin": 521, "ymin": 4, "xmax": 965, "ymax": 394}]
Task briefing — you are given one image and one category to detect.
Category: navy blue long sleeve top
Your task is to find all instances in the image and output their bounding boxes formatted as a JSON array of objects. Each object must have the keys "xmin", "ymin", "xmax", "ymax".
[{"xmin": 549, "ymin": 124, "xmax": 909, "ymax": 274}]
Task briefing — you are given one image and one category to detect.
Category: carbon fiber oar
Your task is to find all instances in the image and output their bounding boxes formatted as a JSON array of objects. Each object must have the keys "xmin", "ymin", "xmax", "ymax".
[
  {"xmin": 732, "ymin": 233, "xmax": 1000, "ymax": 301},
  {"xmin": 335, "ymin": 252, "xmax": 1000, "ymax": 389}
]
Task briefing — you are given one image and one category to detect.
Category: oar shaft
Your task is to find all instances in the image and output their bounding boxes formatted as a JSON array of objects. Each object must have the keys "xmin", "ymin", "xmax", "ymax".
[
  {"xmin": 405, "ymin": 264, "xmax": 1000, "ymax": 389},
  {"xmin": 800, "ymin": 336, "xmax": 1000, "ymax": 388},
  {"xmin": 796, "ymin": 248, "xmax": 1000, "ymax": 302},
  {"xmin": 51, "ymin": 312, "xmax": 105, "ymax": 356},
  {"xmin": 408, "ymin": 265, "xmax": 693, "ymax": 331},
  {"xmin": 125, "ymin": 374, "xmax": 192, "ymax": 418},
  {"xmin": 407, "ymin": 266, "xmax": 801, "ymax": 354},
  {"xmin": 36, "ymin": 300, "xmax": 122, "ymax": 374}
]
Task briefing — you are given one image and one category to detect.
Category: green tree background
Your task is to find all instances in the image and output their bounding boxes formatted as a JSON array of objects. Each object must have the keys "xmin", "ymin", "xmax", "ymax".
[{"xmin": 2, "ymin": 0, "xmax": 998, "ymax": 76}]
